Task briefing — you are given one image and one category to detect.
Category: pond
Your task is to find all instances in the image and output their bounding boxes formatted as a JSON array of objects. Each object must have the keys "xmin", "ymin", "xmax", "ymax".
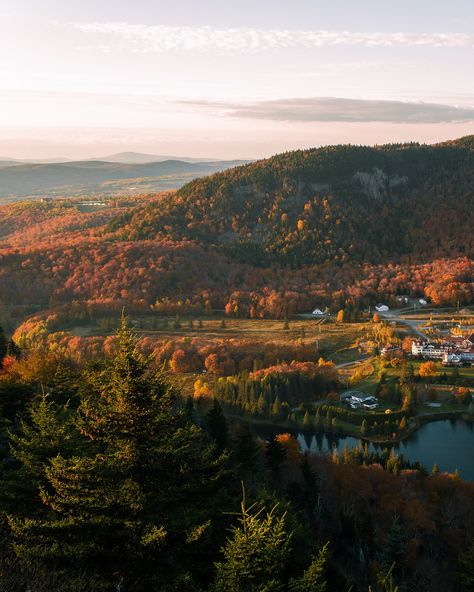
[{"xmin": 255, "ymin": 419, "xmax": 474, "ymax": 481}]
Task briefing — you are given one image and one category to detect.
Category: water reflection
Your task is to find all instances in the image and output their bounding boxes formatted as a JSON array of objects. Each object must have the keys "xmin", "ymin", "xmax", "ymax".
[{"xmin": 256, "ymin": 419, "xmax": 474, "ymax": 481}]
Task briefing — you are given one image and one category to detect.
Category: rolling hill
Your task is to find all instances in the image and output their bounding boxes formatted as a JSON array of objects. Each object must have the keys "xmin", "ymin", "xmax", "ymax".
[
  {"xmin": 115, "ymin": 137, "xmax": 474, "ymax": 266},
  {"xmin": 0, "ymin": 138, "xmax": 472, "ymax": 316},
  {"xmin": 0, "ymin": 158, "xmax": 248, "ymax": 199}
]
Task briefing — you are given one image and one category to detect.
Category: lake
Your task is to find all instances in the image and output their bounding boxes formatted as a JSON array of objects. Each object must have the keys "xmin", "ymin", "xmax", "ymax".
[{"xmin": 256, "ymin": 419, "xmax": 474, "ymax": 481}]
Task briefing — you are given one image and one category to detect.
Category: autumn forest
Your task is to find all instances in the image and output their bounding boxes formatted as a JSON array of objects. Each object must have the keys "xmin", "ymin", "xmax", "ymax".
[{"xmin": 0, "ymin": 137, "xmax": 473, "ymax": 591}]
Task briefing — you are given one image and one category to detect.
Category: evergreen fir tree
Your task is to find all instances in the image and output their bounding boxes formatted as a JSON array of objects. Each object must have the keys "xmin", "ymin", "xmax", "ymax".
[
  {"xmin": 381, "ymin": 519, "xmax": 407, "ymax": 581},
  {"xmin": 2, "ymin": 394, "xmax": 80, "ymax": 517},
  {"xmin": 232, "ymin": 423, "xmax": 260, "ymax": 479},
  {"xmin": 289, "ymin": 543, "xmax": 329, "ymax": 592},
  {"xmin": 49, "ymin": 363, "xmax": 80, "ymax": 404},
  {"xmin": 7, "ymin": 316, "xmax": 229, "ymax": 589},
  {"xmin": 206, "ymin": 399, "xmax": 229, "ymax": 453},
  {"xmin": 213, "ymin": 492, "xmax": 291, "ymax": 592}
]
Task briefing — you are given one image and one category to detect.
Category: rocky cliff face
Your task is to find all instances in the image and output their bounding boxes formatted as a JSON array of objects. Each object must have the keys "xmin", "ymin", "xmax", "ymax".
[{"xmin": 352, "ymin": 168, "xmax": 408, "ymax": 201}]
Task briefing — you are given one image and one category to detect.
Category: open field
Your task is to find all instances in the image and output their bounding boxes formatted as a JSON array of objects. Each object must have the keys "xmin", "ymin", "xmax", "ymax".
[{"xmin": 67, "ymin": 315, "xmax": 369, "ymax": 364}]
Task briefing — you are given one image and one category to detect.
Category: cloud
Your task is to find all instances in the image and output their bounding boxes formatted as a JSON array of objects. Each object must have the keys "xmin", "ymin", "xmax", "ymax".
[
  {"xmin": 73, "ymin": 22, "xmax": 474, "ymax": 53},
  {"xmin": 183, "ymin": 97, "xmax": 474, "ymax": 123}
]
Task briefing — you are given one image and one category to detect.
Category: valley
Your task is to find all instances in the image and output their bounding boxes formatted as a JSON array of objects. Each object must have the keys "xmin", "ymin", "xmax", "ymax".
[{"xmin": 0, "ymin": 136, "xmax": 473, "ymax": 591}]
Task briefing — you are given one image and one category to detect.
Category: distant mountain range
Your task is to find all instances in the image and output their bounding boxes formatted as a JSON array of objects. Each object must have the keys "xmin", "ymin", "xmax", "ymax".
[
  {"xmin": 0, "ymin": 158, "xmax": 249, "ymax": 198},
  {"xmin": 0, "ymin": 157, "xmax": 71, "ymax": 166},
  {"xmin": 0, "ymin": 152, "xmax": 244, "ymax": 166},
  {"xmin": 90, "ymin": 152, "xmax": 225, "ymax": 164}
]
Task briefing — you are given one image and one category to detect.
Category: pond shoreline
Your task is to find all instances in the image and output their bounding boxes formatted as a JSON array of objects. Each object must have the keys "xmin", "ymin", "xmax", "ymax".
[{"xmin": 227, "ymin": 409, "xmax": 474, "ymax": 446}]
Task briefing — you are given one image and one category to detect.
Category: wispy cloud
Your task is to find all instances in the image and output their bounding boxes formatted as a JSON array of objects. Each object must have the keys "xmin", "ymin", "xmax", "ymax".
[
  {"xmin": 183, "ymin": 97, "xmax": 474, "ymax": 123},
  {"xmin": 73, "ymin": 22, "xmax": 474, "ymax": 53}
]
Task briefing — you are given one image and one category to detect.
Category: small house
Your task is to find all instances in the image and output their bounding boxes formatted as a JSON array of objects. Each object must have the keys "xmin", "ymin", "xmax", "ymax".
[{"xmin": 396, "ymin": 295, "xmax": 409, "ymax": 306}]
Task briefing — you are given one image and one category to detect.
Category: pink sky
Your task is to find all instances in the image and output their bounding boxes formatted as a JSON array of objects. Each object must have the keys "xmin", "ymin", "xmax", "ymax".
[{"xmin": 1, "ymin": 1, "xmax": 473, "ymax": 159}]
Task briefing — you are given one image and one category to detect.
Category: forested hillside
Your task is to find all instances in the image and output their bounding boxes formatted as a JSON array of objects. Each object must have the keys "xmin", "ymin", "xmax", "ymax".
[
  {"xmin": 117, "ymin": 137, "xmax": 474, "ymax": 266},
  {"xmin": 0, "ymin": 139, "xmax": 472, "ymax": 320}
]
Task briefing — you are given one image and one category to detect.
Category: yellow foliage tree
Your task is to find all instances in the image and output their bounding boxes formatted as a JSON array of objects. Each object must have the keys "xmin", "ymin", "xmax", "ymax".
[{"xmin": 419, "ymin": 361, "xmax": 438, "ymax": 378}]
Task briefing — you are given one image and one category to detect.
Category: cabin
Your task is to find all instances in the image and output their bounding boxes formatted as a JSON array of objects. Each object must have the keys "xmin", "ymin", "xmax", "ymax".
[{"xmin": 341, "ymin": 391, "xmax": 380, "ymax": 410}]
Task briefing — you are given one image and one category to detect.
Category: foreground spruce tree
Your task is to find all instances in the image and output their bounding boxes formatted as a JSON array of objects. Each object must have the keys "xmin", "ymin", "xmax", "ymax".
[
  {"xmin": 206, "ymin": 399, "xmax": 229, "ymax": 454},
  {"xmin": 213, "ymin": 493, "xmax": 291, "ymax": 592},
  {"xmin": 289, "ymin": 543, "xmax": 328, "ymax": 592},
  {"xmin": 6, "ymin": 316, "xmax": 228, "ymax": 591}
]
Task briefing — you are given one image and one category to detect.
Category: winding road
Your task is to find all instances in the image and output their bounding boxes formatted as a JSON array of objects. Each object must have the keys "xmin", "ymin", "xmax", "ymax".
[{"xmin": 380, "ymin": 309, "xmax": 430, "ymax": 340}]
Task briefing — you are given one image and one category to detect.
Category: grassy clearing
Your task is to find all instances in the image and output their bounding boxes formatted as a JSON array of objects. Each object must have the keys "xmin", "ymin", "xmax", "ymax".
[{"xmin": 67, "ymin": 315, "xmax": 368, "ymax": 365}]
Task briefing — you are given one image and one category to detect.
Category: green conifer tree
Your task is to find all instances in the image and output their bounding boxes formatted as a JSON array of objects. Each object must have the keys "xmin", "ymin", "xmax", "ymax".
[
  {"xmin": 213, "ymin": 492, "xmax": 291, "ymax": 592},
  {"xmin": 381, "ymin": 520, "xmax": 407, "ymax": 581},
  {"xmin": 289, "ymin": 543, "xmax": 329, "ymax": 592},
  {"xmin": 206, "ymin": 398, "xmax": 229, "ymax": 453},
  {"xmin": 7, "ymin": 316, "xmax": 228, "ymax": 589}
]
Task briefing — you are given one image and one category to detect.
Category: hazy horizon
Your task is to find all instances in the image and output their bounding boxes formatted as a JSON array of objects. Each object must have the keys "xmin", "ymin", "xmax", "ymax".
[{"xmin": 1, "ymin": 0, "xmax": 473, "ymax": 159}]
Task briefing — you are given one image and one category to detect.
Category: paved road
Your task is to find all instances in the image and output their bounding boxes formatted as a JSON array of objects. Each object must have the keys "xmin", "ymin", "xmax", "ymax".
[
  {"xmin": 380, "ymin": 309, "xmax": 429, "ymax": 339},
  {"xmin": 334, "ymin": 310, "xmax": 429, "ymax": 369},
  {"xmin": 335, "ymin": 356, "xmax": 369, "ymax": 369}
]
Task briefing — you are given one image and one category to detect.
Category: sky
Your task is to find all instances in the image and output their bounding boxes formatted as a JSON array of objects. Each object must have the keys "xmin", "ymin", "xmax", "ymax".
[{"xmin": 0, "ymin": 0, "xmax": 473, "ymax": 159}]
